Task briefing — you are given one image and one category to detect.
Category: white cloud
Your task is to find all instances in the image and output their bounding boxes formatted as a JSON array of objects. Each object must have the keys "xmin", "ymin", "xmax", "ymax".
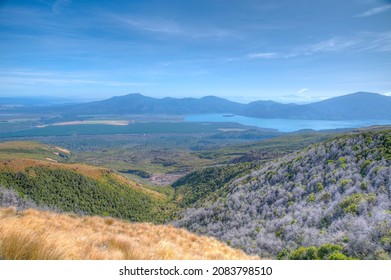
[
  {"xmin": 243, "ymin": 31, "xmax": 391, "ymax": 64},
  {"xmin": 355, "ymin": 4, "xmax": 391, "ymax": 17},
  {"xmin": 304, "ymin": 38, "xmax": 357, "ymax": 54},
  {"xmin": 356, "ymin": 31, "xmax": 391, "ymax": 52},
  {"xmin": 298, "ymin": 32, "xmax": 391, "ymax": 56},
  {"xmin": 297, "ymin": 88, "xmax": 309, "ymax": 94},
  {"xmin": 248, "ymin": 52, "xmax": 279, "ymax": 59},
  {"xmin": 276, "ymin": 93, "xmax": 321, "ymax": 104},
  {"xmin": 117, "ymin": 17, "xmax": 182, "ymax": 35},
  {"xmin": 107, "ymin": 13, "xmax": 237, "ymax": 40}
]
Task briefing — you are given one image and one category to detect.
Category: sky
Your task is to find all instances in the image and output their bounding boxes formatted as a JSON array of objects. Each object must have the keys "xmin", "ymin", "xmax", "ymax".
[{"xmin": 0, "ymin": 0, "xmax": 391, "ymax": 103}]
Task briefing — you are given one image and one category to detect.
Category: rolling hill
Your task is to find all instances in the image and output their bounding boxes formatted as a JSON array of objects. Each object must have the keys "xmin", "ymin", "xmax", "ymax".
[
  {"xmin": 174, "ymin": 129, "xmax": 391, "ymax": 259},
  {"xmin": 0, "ymin": 142, "xmax": 175, "ymax": 223}
]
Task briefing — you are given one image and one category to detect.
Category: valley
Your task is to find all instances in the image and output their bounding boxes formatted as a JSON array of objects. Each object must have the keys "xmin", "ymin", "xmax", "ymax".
[{"xmin": 0, "ymin": 93, "xmax": 390, "ymax": 260}]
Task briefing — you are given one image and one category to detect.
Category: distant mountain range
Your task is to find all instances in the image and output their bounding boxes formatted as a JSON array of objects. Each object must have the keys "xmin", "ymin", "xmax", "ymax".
[
  {"xmin": 63, "ymin": 94, "xmax": 245, "ymax": 115},
  {"xmin": 2, "ymin": 92, "xmax": 391, "ymax": 120},
  {"xmin": 245, "ymin": 92, "xmax": 391, "ymax": 120}
]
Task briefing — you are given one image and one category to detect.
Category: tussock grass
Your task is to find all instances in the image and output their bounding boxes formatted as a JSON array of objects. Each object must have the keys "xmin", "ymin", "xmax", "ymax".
[{"xmin": 0, "ymin": 207, "xmax": 258, "ymax": 260}]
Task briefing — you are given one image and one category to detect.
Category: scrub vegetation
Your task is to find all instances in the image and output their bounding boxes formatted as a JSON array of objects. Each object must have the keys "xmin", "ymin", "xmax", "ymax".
[{"xmin": 175, "ymin": 130, "xmax": 391, "ymax": 259}]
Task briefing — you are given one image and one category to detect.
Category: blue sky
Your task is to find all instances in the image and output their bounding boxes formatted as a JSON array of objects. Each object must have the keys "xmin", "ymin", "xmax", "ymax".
[{"xmin": 1, "ymin": 0, "xmax": 390, "ymax": 103}]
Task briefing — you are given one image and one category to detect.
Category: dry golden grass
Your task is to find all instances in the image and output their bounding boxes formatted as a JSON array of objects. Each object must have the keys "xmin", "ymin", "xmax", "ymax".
[
  {"xmin": 52, "ymin": 120, "xmax": 130, "ymax": 126},
  {"xmin": 0, "ymin": 141, "xmax": 46, "ymax": 150},
  {"xmin": 0, "ymin": 141, "xmax": 66, "ymax": 161},
  {"xmin": 0, "ymin": 207, "xmax": 258, "ymax": 260}
]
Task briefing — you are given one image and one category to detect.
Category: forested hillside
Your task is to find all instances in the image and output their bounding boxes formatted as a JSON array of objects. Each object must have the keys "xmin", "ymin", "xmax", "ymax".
[
  {"xmin": 173, "ymin": 162, "xmax": 260, "ymax": 208},
  {"xmin": 175, "ymin": 130, "xmax": 391, "ymax": 259},
  {"xmin": 0, "ymin": 143, "xmax": 176, "ymax": 223}
]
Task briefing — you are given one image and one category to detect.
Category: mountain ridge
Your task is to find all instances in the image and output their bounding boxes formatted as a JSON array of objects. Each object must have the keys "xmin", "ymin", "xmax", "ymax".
[{"xmin": 2, "ymin": 92, "xmax": 391, "ymax": 120}]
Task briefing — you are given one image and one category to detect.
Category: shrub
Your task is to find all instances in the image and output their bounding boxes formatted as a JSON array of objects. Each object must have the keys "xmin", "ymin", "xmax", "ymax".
[
  {"xmin": 289, "ymin": 246, "xmax": 317, "ymax": 260},
  {"xmin": 286, "ymin": 244, "xmax": 351, "ymax": 260},
  {"xmin": 307, "ymin": 193, "xmax": 316, "ymax": 203}
]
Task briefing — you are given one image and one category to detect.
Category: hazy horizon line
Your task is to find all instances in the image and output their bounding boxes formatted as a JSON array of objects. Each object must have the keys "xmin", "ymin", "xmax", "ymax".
[{"xmin": 0, "ymin": 91, "xmax": 389, "ymax": 105}]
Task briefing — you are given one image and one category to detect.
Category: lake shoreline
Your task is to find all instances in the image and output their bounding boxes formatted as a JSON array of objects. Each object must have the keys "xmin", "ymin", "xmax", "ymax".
[{"xmin": 185, "ymin": 114, "xmax": 391, "ymax": 132}]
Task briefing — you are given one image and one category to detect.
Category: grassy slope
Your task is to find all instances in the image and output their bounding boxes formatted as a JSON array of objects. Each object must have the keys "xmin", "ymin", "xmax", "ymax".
[
  {"xmin": 0, "ymin": 141, "xmax": 71, "ymax": 161},
  {"xmin": 0, "ymin": 207, "xmax": 258, "ymax": 260}
]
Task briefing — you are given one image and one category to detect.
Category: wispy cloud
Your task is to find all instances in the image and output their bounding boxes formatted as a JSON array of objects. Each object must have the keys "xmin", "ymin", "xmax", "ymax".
[
  {"xmin": 106, "ymin": 12, "xmax": 237, "ymax": 40},
  {"xmin": 113, "ymin": 16, "xmax": 182, "ymax": 36},
  {"xmin": 303, "ymin": 38, "xmax": 358, "ymax": 54},
  {"xmin": 248, "ymin": 52, "xmax": 279, "ymax": 59},
  {"xmin": 297, "ymin": 88, "xmax": 309, "ymax": 94},
  {"xmin": 52, "ymin": 0, "xmax": 72, "ymax": 14},
  {"xmin": 246, "ymin": 39, "xmax": 357, "ymax": 61},
  {"xmin": 277, "ymin": 94, "xmax": 319, "ymax": 103},
  {"xmin": 355, "ymin": 4, "xmax": 391, "ymax": 17},
  {"xmin": 0, "ymin": 70, "xmax": 146, "ymax": 87},
  {"xmin": 295, "ymin": 32, "xmax": 391, "ymax": 56},
  {"xmin": 355, "ymin": 31, "xmax": 391, "ymax": 52},
  {"xmin": 0, "ymin": 77, "xmax": 145, "ymax": 87},
  {"xmin": 243, "ymin": 31, "xmax": 391, "ymax": 64}
]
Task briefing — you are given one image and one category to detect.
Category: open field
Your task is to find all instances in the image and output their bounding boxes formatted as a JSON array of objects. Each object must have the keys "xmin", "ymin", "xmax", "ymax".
[{"xmin": 51, "ymin": 120, "xmax": 131, "ymax": 126}]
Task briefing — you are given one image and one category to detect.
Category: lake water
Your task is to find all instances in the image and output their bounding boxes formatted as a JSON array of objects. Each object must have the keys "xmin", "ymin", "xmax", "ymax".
[{"xmin": 185, "ymin": 114, "xmax": 391, "ymax": 132}]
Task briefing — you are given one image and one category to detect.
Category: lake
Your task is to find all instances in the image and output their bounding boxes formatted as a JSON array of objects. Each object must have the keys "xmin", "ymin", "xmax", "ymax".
[{"xmin": 185, "ymin": 114, "xmax": 391, "ymax": 132}]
